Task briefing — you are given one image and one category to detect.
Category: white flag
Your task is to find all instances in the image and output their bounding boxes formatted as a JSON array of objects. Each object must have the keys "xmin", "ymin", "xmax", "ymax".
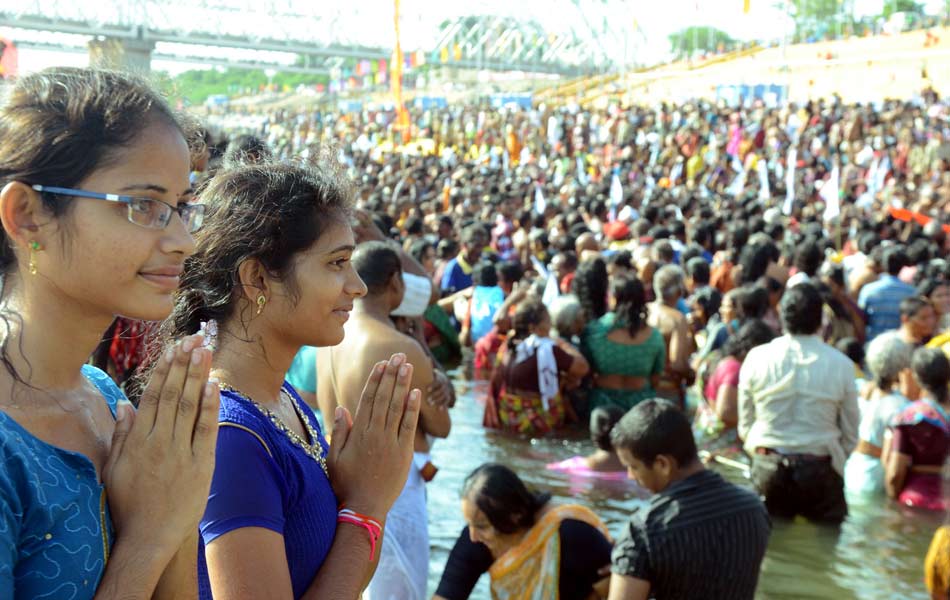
[
  {"xmin": 821, "ymin": 164, "xmax": 840, "ymax": 221},
  {"xmin": 756, "ymin": 159, "xmax": 770, "ymax": 203},
  {"xmin": 726, "ymin": 165, "xmax": 747, "ymax": 198},
  {"xmin": 534, "ymin": 184, "xmax": 546, "ymax": 214},
  {"xmin": 610, "ymin": 172, "xmax": 623, "ymax": 207},
  {"xmin": 576, "ymin": 155, "xmax": 588, "ymax": 185},
  {"xmin": 783, "ymin": 148, "xmax": 797, "ymax": 215}
]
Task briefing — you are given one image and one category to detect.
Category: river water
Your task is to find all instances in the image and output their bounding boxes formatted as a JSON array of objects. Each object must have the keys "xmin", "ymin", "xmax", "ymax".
[{"xmin": 425, "ymin": 372, "xmax": 941, "ymax": 599}]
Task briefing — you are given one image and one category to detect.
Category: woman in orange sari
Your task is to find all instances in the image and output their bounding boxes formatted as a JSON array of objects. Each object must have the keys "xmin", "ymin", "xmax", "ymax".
[{"xmin": 434, "ymin": 464, "xmax": 611, "ymax": 600}]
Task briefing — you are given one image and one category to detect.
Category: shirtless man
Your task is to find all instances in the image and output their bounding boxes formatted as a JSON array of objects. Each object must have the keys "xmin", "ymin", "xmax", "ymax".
[
  {"xmin": 647, "ymin": 264, "xmax": 694, "ymax": 406},
  {"xmin": 318, "ymin": 241, "xmax": 450, "ymax": 600}
]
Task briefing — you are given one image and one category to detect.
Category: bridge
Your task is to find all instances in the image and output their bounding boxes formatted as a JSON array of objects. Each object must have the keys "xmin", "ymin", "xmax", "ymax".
[{"xmin": 0, "ymin": 0, "xmax": 632, "ymax": 77}]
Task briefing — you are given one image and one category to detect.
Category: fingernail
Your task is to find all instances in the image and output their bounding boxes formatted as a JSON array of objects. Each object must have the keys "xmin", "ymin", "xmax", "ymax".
[
  {"xmin": 335, "ymin": 405, "xmax": 344, "ymax": 421},
  {"xmin": 391, "ymin": 354, "xmax": 404, "ymax": 366},
  {"xmin": 181, "ymin": 338, "xmax": 195, "ymax": 353},
  {"xmin": 164, "ymin": 347, "xmax": 175, "ymax": 363},
  {"xmin": 191, "ymin": 349, "xmax": 203, "ymax": 365},
  {"xmin": 376, "ymin": 362, "xmax": 386, "ymax": 374},
  {"xmin": 399, "ymin": 364, "xmax": 410, "ymax": 378},
  {"xmin": 204, "ymin": 381, "xmax": 216, "ymax": 396}
]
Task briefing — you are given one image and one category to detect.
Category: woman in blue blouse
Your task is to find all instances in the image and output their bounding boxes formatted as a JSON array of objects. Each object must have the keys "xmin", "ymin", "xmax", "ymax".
[
  {"xmin": 162, "ymin": 160, "xmax": 425, "ymax": 599},
  {"xmin": 0, "ymin": 68, "xmax": 221, "ymax": 598}
]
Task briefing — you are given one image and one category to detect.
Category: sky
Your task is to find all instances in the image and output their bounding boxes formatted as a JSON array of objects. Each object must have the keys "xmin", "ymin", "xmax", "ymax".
[{"xmin": 0, "ymin": 0, "xmax": 918, "ymax": 76}]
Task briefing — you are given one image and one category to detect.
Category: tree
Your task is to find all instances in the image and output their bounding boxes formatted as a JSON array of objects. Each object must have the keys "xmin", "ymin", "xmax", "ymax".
[
  {"xmin": 883, "ymin": 0, "xmax": 922, "ymax": 17},
  {"xmin": 667, "ymin": 26, "xmax": 736, "ymax": 57},
  {"xmin": 789, "ymin": 0, "xmax": 845, "ymax": 41}
]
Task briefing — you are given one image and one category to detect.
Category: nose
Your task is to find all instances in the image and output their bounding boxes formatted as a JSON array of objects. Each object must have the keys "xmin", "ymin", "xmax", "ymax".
[
  {"xmin": 348, "ymin": 266, "xmax": 368, "ymax": 299},
  {"xmin": 161, "ymin": 212, "xmax": 197, "ymax": 258}
]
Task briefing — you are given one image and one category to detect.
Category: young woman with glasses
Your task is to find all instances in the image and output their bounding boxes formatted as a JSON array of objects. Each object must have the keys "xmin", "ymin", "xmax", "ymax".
[{"xmin": 0, "ymin": 67, "xmax": 219, "ymax": 598}]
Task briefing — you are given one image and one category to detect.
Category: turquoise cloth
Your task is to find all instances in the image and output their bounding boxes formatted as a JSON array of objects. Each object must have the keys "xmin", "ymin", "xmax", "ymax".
[
  {"xmin": 286, "ymin": 346, "xmax": 318, "ymax": 394},
  {"xmin": 0, "ymin": 365, "xmax": 122, "ymax": 599}
]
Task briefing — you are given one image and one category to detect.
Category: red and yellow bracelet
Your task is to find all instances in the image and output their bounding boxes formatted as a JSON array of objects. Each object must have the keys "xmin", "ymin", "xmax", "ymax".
[{"xmin": 337, "ymin": 508, "xmax": 383, "ymax": 560}]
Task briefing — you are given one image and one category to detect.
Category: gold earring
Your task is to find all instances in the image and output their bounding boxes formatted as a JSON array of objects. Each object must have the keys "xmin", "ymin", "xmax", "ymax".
[
  {"xmin": 28, "ymin": 241, "xmax": 41, "ymax": 275},
  {"xmin": 256, "ymin": 294, "xmax": 267, "ymax": 315}
]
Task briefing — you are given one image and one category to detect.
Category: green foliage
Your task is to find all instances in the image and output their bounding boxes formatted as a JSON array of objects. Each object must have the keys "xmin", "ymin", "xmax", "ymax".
[
  {"xmin": 882, "ymin": 0, "xmax": 922, "ymax": 18},
  {"xmin": 667, "ymin": 26, "xmax": 736, "ymax": 57},
  {"xmin": 165, "ymin": 67, "xmax": 328, "ymax": 105}
]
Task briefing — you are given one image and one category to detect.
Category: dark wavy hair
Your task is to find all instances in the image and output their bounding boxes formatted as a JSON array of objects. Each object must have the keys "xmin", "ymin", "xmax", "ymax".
[
  {"xmin": 0, "ymin": 67, "xmax": 190, "ymax": 384},
  {"xmin": 159, "ymin": 158, "xmax": 353, "ymax": 347},
  {"xmin": 722, "ymin": 319, "xmax": 776, "ymax": 359},
  {"xmin": 461, "ymin": 463, "xmax": 551, "ymax": 534},
  {"xmin": 611, "ymin": 275, "xmax": 648, "ymax": 336},
  {"xmin": 573, "ymin": 258, "xmax": 609, "ymax": 320},
  {"xmin": 506, "ymin": 299, "xmax": 549, "ymax": 355}
]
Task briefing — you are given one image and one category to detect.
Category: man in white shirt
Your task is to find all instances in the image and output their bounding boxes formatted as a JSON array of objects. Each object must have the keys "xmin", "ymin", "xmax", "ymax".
[{"xmin": 738, "ymin": 283, "xmax": 860, "ymax": 523}]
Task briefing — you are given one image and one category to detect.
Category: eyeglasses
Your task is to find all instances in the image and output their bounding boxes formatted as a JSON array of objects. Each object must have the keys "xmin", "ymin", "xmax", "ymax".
[{"xmin": 31, "ymin": 185, "xmax": 206, "ymax": 233}]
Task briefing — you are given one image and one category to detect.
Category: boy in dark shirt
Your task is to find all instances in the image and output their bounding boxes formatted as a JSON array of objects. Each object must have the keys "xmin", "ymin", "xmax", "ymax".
[{"xmin": 609, "ymin": 399, "xmax": 771, "ymax": 600}]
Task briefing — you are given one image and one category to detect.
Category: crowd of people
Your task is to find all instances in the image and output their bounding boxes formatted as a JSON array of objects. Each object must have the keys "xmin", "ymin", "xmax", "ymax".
[{"xmin": 4, "ymin": 63, "xmax": 950, "ymax": 600}]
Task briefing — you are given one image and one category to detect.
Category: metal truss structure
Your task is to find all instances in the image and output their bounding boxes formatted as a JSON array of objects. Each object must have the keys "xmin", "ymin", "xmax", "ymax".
[{"xmin": 0, "ymin": 0, "xmax": 632, "ymax": 76}]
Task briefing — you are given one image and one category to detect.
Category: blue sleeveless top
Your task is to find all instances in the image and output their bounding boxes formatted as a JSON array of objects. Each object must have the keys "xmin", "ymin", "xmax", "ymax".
[
  {"xmin": 470, "ymin": 285, "xmax": 505, "ymax": 344},
  {"xmin": 0, "ymin": 365, "xmax": 122, "ymax": 600},
  {"xmin": 197, "ymin": 383, "xmax": 337, "ymax": 599}
]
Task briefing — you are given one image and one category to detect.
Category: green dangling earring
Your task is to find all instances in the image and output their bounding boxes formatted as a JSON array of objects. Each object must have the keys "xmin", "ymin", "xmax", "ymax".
[{"xmin": 28, "ymin": 241, "xmax": 41, "ymax": 275}]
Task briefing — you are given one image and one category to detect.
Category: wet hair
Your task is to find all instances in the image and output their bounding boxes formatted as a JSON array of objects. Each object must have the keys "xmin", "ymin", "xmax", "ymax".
[
  {"xmin": 686, "ymin": 256, "xmax": 710, "ymax": 286},
  {"xmin": 223, "ymin": 134, "xmax": 271, "ymax": 168},
  {"xmin": 738, "ymin": 243, "xmax": 773, "ymax": 284},
  {"xmin": 353, "ymin": 241, "xmax": 401, "ymax": 296},
  {"xmin": 882, "ymin": 246, "xmax": 909, "ymax": 276},
  {"xmin": 691, "ymin": 286, "xmax": 722, "ymax": 321},
  {"xmin": 507, "ymin": 299, "xmax": 548, "ymax": 353},
  {"xmin": 497, "ymin": 261, "xmax": 524, "ymax": 286},
  {"xmin": 722, "ymin": 319, "xmax": 776, "ymax": 359},
  {"xmin": 836, "ymin": 337, "xmax": 865, "ymax": 367},
  {"xmin": 735, "ymin": 284, "xmax": 769, "ymax": 320},
  {"xmin": 472, "ymin": 261, "xmax": 498, "ymax": 287},
  {"xmin": 918, "ymin": 277, "xmax": 949, "ymax": 302},
  {"xmin": 912, "ymin": 347, "xmax": 950, "ymax": 404},
  {"xmin": 0, "ymin": 67, "xmax": 189, "ymax": 383},
  {"xmin": 610, "ymin": 399, "xmax": 698, "ymax": 467},
  {"xmin": 780, "ymin": 282, "xmax": 823, "ymax": 335},
  {"xmin": 793, "ymin": 240, "xmax": 823, "ymax": 277},
  {"xmin": 611, "ymin": 275, "xmax": 648, "ymax": 336},
  {"xmin": 162, "ymin": 160, "xmax": 352, "ymax": 342},
  {"xmin": 900, "ymin": 295, "xmax": 933, "ymax": 320},
  {"xmin": 461, "ymin": 463, "xmax": 551, "ymax": 534},
  {"xmin": 437, "ymin": 238, "xmax": 458, "ymax": 260},
  {"xmin": 590, "ymin": 405, "xmax": 626, "ymax": 451},
  {"xmin": 865, "ymin": 333, "xmax": 912, "ymax": 389},
  {"xmin": 607, "ymin": 250, "xmax": 633, "ymax": 271},
  {"xmin": 821, "ymin": 262, "xmax": 846, "ymax": 289},
  {"xmin": 573, "ymin": 258, "xmax": 609, "ymax": 320},
  {"xmin": 408, "ymin": 238, "xmax": 434, "ymax": 264}
]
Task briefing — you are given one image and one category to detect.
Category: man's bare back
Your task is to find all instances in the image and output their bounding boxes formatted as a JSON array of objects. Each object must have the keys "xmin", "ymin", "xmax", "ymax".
[{"xmin": 318, "ymin": 313, "xmax": 448, "ymax": 452}]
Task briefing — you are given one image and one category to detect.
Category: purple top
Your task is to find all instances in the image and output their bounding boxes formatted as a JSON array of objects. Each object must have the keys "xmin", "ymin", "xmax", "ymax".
[{"xmin": 197, "ymin": 383, "xmax": 337, "ymax": 599}]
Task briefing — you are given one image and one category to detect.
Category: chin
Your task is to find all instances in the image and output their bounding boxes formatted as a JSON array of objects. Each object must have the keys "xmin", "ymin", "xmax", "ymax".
[
  {"xmin": 316, "ymin": 327, "xmax": 346, "ymax": 348},
  {"xmin": 117, "ymin": 294, "xmax": 175, "ymax": 323}
]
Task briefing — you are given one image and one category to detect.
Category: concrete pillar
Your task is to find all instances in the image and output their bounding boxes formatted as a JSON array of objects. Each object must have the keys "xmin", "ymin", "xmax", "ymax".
[{"xmin": 88, "ymin": 36, "xmax": 154, "ymax": 73}]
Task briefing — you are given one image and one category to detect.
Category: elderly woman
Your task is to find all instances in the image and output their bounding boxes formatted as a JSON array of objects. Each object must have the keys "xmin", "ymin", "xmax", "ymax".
[
  {"xmin": 843, "ymin": 334, "xmax": 914, "ymax": 495},
  {"xmin": 550, "ymin": 294, "xmax": 587, "ymax": 344}
]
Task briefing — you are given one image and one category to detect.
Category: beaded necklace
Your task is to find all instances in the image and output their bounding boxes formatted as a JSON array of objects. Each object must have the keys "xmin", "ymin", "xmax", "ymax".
[{"xmin": 218, "ymin": 383, "xmax": 329, "ymax": 478}]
